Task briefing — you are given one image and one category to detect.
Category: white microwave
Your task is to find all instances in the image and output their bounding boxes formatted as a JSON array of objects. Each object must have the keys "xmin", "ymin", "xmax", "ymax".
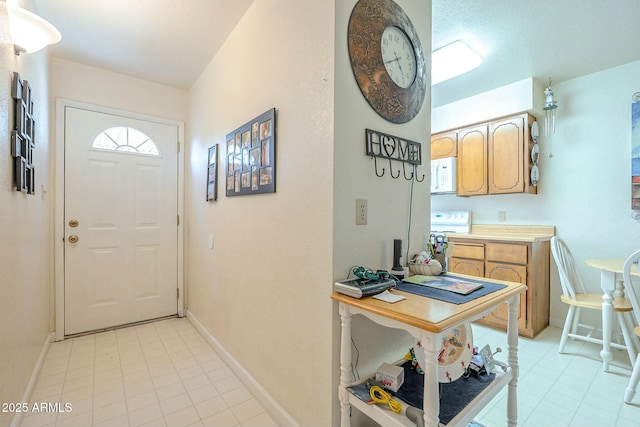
[{"xmin": 430, "ymin": 157, "xmax": 456, "ymax": 194}]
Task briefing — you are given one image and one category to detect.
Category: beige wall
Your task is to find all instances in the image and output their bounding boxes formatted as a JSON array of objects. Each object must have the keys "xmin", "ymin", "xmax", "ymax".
[
  {"xmin": 50, "ymin": 57, "xmax": 188, "ymax": 122},
  {"xmin": 333, "ymin": 2, "xmax": 431, "ymax": 425},
  {"xmin": 0, "ymin": 1, "xmax": 53, "ymax": 425},
  {"xmin": 186, "ymin": 0, "xmax": 430, "ymax": 425},
  {"xmin": 185, "ymin": 0, "xmax": 335, "ymax": 425}
]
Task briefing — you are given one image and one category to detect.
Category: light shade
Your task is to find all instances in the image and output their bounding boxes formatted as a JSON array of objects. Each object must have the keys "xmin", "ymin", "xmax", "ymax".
[
  {"xmin": 8, "ymin": 4, "xmax": 61, "ymax": 55},
  {"xmin": 431, "ymin": 40, "xmax": 482, "ymax": 85}
]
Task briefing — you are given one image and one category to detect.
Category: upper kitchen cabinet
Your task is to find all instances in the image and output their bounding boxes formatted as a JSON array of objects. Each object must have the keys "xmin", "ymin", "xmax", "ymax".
[
  {"xmin": 432, "ymin": 112, "xmax": 538, "ymax": 196},
  {"xmin": 488, "ymin": 114, "xmax": 536, "ymax": 195},
  {"xmin": 430, "ymin": 130, "xmax": 457, "ymax": 159},
  {"xmin": 457, "ymin": 124, "xmax": 489, "ymax": 196}
]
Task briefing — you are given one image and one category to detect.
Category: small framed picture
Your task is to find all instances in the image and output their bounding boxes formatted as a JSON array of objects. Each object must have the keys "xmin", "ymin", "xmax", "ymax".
[
  {"xmin": 260, "ymin": 166, "xmax": 273, "ymax": 186},
  {"xmin": 241, "ymin": 130, "xmax": 250, "ymax": 148},
  {"xmin": 206, "ymin": 145, "xmax": 217, "ymax": 201},
  {"xmin": 260, "ymin": 119, "xmax": 272, "ymax": 139},
  {"xmin": 249, "ymin": 147, "xmax": 260, "ymax": 166},
  {"xmin": 261, "ymin": 139, "xmax": 270, "ymax": 166},
  {"xmin": 251, "ymin": 122, "xmax": 259, "ymax": 145},
  {"xmin": 251, "ymin": 166, "xmax": 259, "ymax": 191}
]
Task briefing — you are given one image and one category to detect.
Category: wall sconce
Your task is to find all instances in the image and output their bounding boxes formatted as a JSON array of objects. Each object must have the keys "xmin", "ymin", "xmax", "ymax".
[
  {"xmin": 543, "ymin": 78, "xmax": 558, "ymax": 137},
  {"xmin": 7, "ymin": 4, "xmax": 61, "ymax": 55}
]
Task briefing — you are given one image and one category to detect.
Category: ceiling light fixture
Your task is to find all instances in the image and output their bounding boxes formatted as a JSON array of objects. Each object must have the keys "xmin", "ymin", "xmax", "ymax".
[
  {"xmin": 7, "ymin": 4, "xmax": 61, "ymax": 55},
  {"xmin": 431, "ymin": 40, "xmax": 482, "ymax": 86},
  {"xmin": 543, "ymin": 77, "xmax": 558, "ymax": 137}
]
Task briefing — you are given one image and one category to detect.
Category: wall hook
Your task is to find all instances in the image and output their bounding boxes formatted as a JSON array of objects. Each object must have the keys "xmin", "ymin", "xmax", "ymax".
[
  {"xmin": 373, "ymin": 156, "xmax": 385, "ymax": 177},
  {"xmin": 402, "ymin": 162, "xmax": 414, "ymax": 180},
  {"xmin": 389, "ymin": 158, "xmax": 400, "ymax": 179}
]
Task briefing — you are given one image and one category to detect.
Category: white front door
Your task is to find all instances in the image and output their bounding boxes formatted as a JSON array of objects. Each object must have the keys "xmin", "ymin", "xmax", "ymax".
[{"xmin": 64, "ymin": 106, "xmax": 179, "ymax": 335}]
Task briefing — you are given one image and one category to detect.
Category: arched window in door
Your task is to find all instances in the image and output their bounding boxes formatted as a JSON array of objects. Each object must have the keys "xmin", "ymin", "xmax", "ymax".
[{"xmin": 92, "ymin": 126, "xmax": 160, "ymax": 156}]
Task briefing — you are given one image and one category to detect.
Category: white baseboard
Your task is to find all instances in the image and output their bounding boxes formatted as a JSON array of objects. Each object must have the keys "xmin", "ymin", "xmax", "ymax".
[
  {"xmin": 549, "ymin": 317, "xmax": 564, "ymax": 329},
  {"xmin": 186, "ymin": 310, "xmax": 298, "ymax": 427},
  {"xmin": 11, "ymin": 332, "xmax": 54, "ymax": 427}
]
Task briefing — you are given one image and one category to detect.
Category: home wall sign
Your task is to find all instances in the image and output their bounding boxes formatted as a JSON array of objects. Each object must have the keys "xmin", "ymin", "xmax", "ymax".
[
  {"xmin": 11, "ymin": 72, "xmax": 35, "ymax": 194},
  {"xmin": 206, "ymin": 145, "xmax": 218, "ymax": 201},
  {"xmin": 365, "ymin": 128, "xmax": 424, "ymax": 181},
  {"xmin": 225, "ymin": 108, "xmax": 276, "ymax": 197}
]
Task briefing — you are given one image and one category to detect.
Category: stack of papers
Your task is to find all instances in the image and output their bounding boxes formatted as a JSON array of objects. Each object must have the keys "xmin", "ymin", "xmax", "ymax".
[{"xmin": 403, "ymin": 275, "xmax": 483, "ymax": 295}]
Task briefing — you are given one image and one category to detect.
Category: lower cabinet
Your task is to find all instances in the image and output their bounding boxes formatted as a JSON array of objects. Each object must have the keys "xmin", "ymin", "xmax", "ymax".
[{"xmin": 448, "ymin": 236, "xmax": 551, "ymax": 338}]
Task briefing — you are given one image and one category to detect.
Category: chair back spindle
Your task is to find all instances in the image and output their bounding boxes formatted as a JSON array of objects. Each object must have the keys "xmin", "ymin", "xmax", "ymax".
[
  {"xmin": 623, "ymin": 249, "xmax": 640, "ymax": 326},
  {"xmin": 551, "ymin": 236, "xmax": 587, "ymax": 300}
]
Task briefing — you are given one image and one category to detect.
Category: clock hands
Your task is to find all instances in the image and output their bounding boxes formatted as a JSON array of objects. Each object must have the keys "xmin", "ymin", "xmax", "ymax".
[
  {"xmin": 394, "ymin": 52, "xmax": 405, "ymax": 75},
  {"xmin": 384, "ymin": 52, "xmax": 406, "ymax": 78}
]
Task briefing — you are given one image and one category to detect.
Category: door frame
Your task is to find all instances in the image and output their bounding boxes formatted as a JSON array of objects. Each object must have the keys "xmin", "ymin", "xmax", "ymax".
[{"xmin": 54, "ymin": 99, "xmax": 185, "ymax": 341}]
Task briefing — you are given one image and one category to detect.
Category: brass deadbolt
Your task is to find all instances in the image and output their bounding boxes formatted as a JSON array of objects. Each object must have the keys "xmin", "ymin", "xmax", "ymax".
[
  {"xmin": 68, "ymin": 235, "xmax": 79, "ymax": 243},
  {"xmin": 69, "ymin": 219, "xmax": 79, "ymax": 227}
]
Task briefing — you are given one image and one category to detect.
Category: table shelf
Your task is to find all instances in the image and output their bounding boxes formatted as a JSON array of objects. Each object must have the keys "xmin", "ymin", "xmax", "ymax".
[
  {"xmin": 333, "ymin": 273, "xmax": 525, "ymax": 427},
  {"xmin": 344, "ymin": 368, "xmax": 512, "ymax": 427}
]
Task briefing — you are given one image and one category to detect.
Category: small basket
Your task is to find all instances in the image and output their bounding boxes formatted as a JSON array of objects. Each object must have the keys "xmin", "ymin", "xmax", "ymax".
[
  {"xmin": 408, "ymin": 262, "xmax": 433, "ymax": 275},
  {"xmin": 408, "ymin": 251, "xmax": 448, "ymax": 275},
  {"xmin": 408, "ymin": 260, "xmax": 444, "ymax": 275}
]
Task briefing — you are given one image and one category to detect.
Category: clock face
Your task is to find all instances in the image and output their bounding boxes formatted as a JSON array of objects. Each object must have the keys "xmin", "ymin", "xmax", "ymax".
[
  {"xmin": 347, "ymin": 0, "xmax": 427, "ymax": 124},
  {"xmin": 381, "ymin": 26, "xmax": 416, "ymax": 89}
]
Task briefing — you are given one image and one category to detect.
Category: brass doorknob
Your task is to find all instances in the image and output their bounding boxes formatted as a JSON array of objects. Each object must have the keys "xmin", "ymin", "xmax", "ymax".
[
  {"xmin": 68, "ymin": 235, "xmax": 79, "ymax": 243},
  {"xmin": 69, "ymin": 219, "xmax": 79, "ymax": 227}
]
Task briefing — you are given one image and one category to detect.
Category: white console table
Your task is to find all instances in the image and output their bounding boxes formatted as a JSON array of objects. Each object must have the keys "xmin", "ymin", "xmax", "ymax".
[{"xmin": 332, "ymin": 274, "xmax": 526, "ymax": 427}]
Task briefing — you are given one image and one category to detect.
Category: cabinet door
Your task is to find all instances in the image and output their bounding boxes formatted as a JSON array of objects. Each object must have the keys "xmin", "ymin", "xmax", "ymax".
[
  {"xmin": 449, "ymin": 258, "xmax": 484, "ymax": 277},
  {"xmin": 488, "ymin": 116, "xmax": 524, "ymax": 194},
  {"xmin": 431, "ymin": 131, "xmax": 457, "ymax": 160},
  {"xmin": 457, "ymin": 125, "xmax": 488, "ymax": 196},
  {"xmin": 484, "ymin": 262, "xmax": 527, "ymax": 330}
]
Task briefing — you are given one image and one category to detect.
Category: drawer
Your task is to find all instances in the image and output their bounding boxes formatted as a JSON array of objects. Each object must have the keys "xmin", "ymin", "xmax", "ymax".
[
  {"xmin": 486, "ymin": 243, "xmax": 527, "ymax": 264},
  {"xmin": 449, "ymin": 258, "xmax": 484, "ymax": 277},
  {"xmin": 450, "ymin": 242, "xmax": 484, "ymax": 260}
]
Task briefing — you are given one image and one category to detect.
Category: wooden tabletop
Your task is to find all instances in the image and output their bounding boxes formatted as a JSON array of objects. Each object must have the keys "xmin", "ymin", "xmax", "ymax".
[
  {"xmin": 331, "ymin": 273, "xmax": 527, "ymax": 333},
  {"xmin": 585, "ymin": 258, "xmax": 638, "ymax": 275}
]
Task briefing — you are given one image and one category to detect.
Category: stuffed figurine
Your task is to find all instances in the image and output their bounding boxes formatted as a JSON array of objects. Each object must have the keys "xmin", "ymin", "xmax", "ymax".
[{"xmin": 409, "ymin": 251, "xmax": 443, "ymax": 275}]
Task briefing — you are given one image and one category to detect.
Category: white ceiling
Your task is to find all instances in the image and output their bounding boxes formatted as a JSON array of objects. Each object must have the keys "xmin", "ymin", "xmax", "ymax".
[
  {"xmin": 32, "ymin": 0, "xmax": 640, "ymax": 108},
  {"xmin": 33, "ymin": 0, "xmax": 255, "ymax": 90}
]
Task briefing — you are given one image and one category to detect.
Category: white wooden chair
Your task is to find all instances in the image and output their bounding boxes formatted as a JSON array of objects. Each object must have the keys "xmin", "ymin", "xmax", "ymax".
[
  {"xmin": 551, "ymin": 237, "xmax": 636, "ymax": 363},
  {"xmin": 623, "ymin": 249, "xmax": 640, "ymax": 404}
]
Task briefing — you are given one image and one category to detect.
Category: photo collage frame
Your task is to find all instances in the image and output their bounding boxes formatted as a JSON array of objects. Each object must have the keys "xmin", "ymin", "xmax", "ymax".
[
  {"xmin": 225, "ymin": 108, "xmax": 276, "ymax": 196},
  {"xmin": 11, "ymin": 72, "xmax": 35, "ymax": 194},
  {"xmin": 206, "ymin": 145, "xmax": 217, "ymax": 201}
]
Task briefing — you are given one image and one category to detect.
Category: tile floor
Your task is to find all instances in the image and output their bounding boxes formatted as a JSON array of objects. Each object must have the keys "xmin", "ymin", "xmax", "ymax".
[
  {"xmin": 19, "ymin": 318, "xmax": 640, "ymax": 427},
  {"xmin": 472, "ymin": 324, "xmax": 640, "ymax": 427},
  {"xmin": 20, "ymin": 318, "xmax": 278, "ymax": 427}
]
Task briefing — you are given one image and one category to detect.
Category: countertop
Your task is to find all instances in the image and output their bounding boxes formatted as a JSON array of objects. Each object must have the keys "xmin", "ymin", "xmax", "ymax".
[{"xmin": 444, "ymin": 224, "xmax": 555, "ymax": 243}]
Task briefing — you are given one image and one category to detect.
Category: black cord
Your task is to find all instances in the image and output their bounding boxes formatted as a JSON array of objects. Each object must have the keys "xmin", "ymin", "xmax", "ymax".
[
  {"xmin": 405, "ymin": 173, "xmax": 415, "ymax": 267},
  {"xmin": 351, "ymin": 337, "xmax": 360, "ymax": 381}
]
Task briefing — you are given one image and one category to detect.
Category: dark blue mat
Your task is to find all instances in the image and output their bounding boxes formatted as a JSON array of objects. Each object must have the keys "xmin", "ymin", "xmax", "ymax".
[
  {"xmin": 395, "ymin": 275, "xmax": 506, "ymax": 304},
  {"xmin": 348, "ymin": 361, "xmax": 495, "ymax": 425}
]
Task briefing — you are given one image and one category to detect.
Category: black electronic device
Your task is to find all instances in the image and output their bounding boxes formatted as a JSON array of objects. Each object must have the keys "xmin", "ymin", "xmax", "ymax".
[
  {"xmin": 333, "ymin": 277, "xmax": 396, "ymax": 298},
  {"xmin": 393, "ymin": 239, "xmax": 402, "ymax": 271},
  {"xmin": 391, "ymin": 239, "xmax": 405, "ymax": 279}
]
